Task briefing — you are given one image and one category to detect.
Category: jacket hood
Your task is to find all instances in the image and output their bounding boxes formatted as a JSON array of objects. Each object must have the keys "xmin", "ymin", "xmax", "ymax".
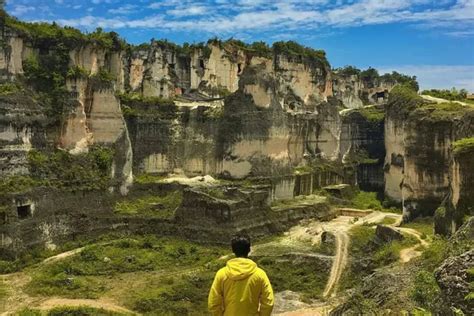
[{"xmin": 225, "ymin": 258, "xmax": 257, "ymax": 281}]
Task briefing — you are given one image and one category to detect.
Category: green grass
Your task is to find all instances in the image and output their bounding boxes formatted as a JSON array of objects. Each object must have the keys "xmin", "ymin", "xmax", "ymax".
[
  {"xmin": 124, "ymin": 269, "xmax": 218, "ymax": 315},
  {"xmin": 114, "ymin": 191, "xmax": 182, "ymax": 218},
  {"xmin": 357, "ymin": 106, "xmax": 385, "ymax": 122},
  {"xmin": 372, "ymin": 234, "xmax": 419, "ymax": 267},
  {"xmin": 402, "ymin": 217, "xmax": 434, "ymax": 238},
  {"xmin": 381, "ymin": 217, "xmax": 397, "ymax": 225},
  {"xmin": 341, "ymin": 225, "xmax": 418, "ymax": 290},
  {"xmin": 255, "ymin": 257, "xmax": 329, "ymax": 301},
  {"xmin": 416, "ymin": 102, "xmax": 469, "ymax": 121},
  {"xmin": 19, "ymin": 307, "xmax": 128, "ymax": 316},
  {"xmin": 133, "ymin": 173, "xmax": 166, "ymax": 184},
  {"xmin": 18, "ymin": 309, "xmax": 42, "ymax": 316},
  {"xmin": 26, "ymin": 236, "xmax": 226, "ymax": 299},
  {"xmin": 453, "ymin": 137, "xmax": 474, "ymax": 157}
]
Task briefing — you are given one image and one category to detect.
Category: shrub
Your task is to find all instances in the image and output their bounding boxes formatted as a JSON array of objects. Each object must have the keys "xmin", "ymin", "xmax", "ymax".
[
  {"xmin": 410, "ymin": 270, "xmax": 440, "ymax": 309},
  {"xmin": 0, "ymin": 82, "xmax": 21, "ymax": 95},
  {"xmin": 66, "ymin": 66, "xmax": 89, "ymax": 79},
  {"xmin": 351, "ymin": 191, "xmax": 383, "ymax": 210}
]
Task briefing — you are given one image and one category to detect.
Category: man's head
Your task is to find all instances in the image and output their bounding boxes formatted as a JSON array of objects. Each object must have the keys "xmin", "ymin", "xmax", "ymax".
[{"xmin": 231, "ymin": 235, "xmax": 251, "ymax": 258}]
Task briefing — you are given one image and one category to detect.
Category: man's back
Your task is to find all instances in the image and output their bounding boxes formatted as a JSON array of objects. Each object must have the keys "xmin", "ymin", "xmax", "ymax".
[{"xmin": 208, "ymin": 258, "xmax": 274, "ymax": 316}]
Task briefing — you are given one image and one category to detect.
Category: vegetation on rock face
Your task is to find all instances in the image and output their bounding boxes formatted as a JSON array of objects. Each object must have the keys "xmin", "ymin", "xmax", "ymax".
[
  {"xmin": 387, "ymin": 84, "xmax": 425, "ymax": 115},
  {"xmin": 336, "ymin": 66, "xmax": 419, "ymax": 91},
  {"xmin": 114, "ymin": 191, "xmax": 183, "ymax": 218},
  {"xmin": 273, "ymin": 40, "xmax": 329, "ymax": 67},
  {"xmin": 414, "ymin": 102, "xmax": 469, "ymax": 121},
  {"xmin": 421, "ymin": 88, "xmax": 469, "ymax": 101},
  {"xmin": 13, "ymin": 146, "xmax": 113, "ymax": 192},
  {"xmin": 0, "ymin": 146, "xmax": 117, "ymax": 193},
  {"xmin": 5, "ymin": 16, "xmax": 126, "ymax": 50},
  {"xmin": 118, "ymin": 92, "xmax": 177, "ymax": 119},
  {"xmin": 22, "ymin": 52, "xmax": 71, "ymax": 121},
  {"xmin": 453, "ymin": 137, "xmax": 474, "ymax": 157},
  {"xmin": 355, "ymin": 106, "xmax": 385, "ymax": 122}
]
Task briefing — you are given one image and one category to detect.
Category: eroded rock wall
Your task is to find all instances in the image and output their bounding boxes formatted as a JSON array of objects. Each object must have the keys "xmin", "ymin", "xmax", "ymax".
[{"xmin": 384, "ymin": 94, "xmax": 474, "ymax": 219}]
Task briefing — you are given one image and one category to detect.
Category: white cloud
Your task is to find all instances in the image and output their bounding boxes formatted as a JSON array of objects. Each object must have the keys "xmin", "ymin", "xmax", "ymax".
[
  {"xmin": 167, "ymin": 5, "xmax": 207, "ymax": 17},
  {"xmin": 10, "ymin": 5, "xmax": 35, "ymax": 16},
  {"xmin": 108, "ymin": 4, "xmax": 138, "ymax": 15},
  {"xmin": 377, "ymin": 65, "xmax": 474, "ymax": 91},
  {"xmin": 19, "ymin": 0, "xmax": 474, "ymax": 38}
]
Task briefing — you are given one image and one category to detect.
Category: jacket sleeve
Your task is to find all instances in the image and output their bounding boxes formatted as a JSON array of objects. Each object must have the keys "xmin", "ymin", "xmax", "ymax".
[
  {"xmin": 208, "ymin": 270, "xmax": 225, "ymax": 316},
  {"xmin": 259, "ymin": 271, "xmax": 274, "ymax": 316}
]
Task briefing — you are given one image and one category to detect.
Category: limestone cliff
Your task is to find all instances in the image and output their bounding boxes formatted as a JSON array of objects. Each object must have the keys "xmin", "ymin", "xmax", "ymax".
[
  {"xmin": 384, "ymin": 86, "xmax": 474, "ymax": 219},
  {"xmin": 0, "ymin": 14, "xmax": 471, "ymax": 230}
]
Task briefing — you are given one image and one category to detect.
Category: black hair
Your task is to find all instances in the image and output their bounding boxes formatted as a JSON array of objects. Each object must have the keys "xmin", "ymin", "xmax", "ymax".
[{"xmin": 231, "ymin": 235, "xmax": 251, "ymax": 258}]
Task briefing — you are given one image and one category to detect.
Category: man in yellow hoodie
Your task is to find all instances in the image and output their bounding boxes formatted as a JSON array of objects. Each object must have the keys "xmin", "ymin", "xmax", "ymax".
[{"xmin": 208, "ymin": 235, "xmax": 274, "ymax": 316}]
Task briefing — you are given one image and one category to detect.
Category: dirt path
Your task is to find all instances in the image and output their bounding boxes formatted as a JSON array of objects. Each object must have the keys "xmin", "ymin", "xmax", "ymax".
[
  {"xmin": 41, "ymin": 247, "xmax": 86, "ymax": 265},
  {"xmin": 393, "ymin": 226, "xmax": 429, "ymax": 263},
  {"xmin": 37, "ymin": 298, "xmax": 136, "ymax": 314},
  {"xmin": 322, "ymin": 230, "xmax": 349, "ymax": 298}
]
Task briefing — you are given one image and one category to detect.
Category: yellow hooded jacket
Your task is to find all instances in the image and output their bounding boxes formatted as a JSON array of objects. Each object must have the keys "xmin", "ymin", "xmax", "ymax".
[{"xmin": 208, "ymin": 258, "xmax": 274, "ymax": 316}]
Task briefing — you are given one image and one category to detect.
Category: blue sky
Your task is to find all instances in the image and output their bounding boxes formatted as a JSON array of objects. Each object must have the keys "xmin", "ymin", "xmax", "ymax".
[{"xmin": 5, "ymin": 0, "xmax": 474, "ymax": 91}]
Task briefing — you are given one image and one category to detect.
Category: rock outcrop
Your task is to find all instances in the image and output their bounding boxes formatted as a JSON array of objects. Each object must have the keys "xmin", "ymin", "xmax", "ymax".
[
  {"xmin": 435, "ymin": 250, "xmax": 474, "ymax": 315},
  {"xmin": 384, "ymin": 86, "xmax": 474, "ymax": 219}
]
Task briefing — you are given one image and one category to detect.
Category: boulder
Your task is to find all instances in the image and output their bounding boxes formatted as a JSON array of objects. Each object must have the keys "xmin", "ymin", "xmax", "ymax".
[{"xmin": 375, "ymin": 225, "xmax": 404, "ymax": 243}]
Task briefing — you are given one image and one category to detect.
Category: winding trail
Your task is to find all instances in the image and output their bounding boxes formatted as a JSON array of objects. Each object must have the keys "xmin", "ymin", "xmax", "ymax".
[
  {"xmin": 278, "ymin": 209, "xmax": 429, "ymax": 315},
  {"xmin": 322, "ymin": 230, "xmax": 349, "ymax": 298}
]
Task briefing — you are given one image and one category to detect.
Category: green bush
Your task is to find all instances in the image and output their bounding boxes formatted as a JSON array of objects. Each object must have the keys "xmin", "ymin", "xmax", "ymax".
[
  {"xmin": 0, "ymin": 82, "xmax": 21, "ymax": 95},
  {"xmin": 66, "ymin": 66, "xmax": 89, "ymax": 79},
  {"xmin": 351, "ymin": 191, "xmax": 383, "ymax": 210},
  {"xmin": 411, "ymin": 270, "xmax": 440, "ymax": 309}
]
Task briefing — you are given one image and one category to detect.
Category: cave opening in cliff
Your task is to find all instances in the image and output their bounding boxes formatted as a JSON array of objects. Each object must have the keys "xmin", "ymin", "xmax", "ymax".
[
  {"xmin": 199, "ymin": 59, "xmax": 205, "ymax": 69},
  {"xmin": 17, "ymin": 205, "xmax": 32, "ymax": 219},
  {"xmin": 237, "ymin": 63, "xmax": 242, "ymax": 74}
]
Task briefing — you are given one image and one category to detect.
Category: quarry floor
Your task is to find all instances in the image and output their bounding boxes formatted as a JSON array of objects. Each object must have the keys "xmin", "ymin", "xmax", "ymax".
[{"xmin": 0, "ymin": 209, "xmax": 428, "ymax": 316}]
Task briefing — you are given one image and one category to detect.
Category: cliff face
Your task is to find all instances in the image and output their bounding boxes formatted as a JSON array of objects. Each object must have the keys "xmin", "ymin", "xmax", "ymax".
[
  {"xmin": 384, "ymin": 87, "xmax": 474, "ymax": 219},
  {"xmin": 0, "ymin": 17, "xmax": 472, "ymax": 235}
]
